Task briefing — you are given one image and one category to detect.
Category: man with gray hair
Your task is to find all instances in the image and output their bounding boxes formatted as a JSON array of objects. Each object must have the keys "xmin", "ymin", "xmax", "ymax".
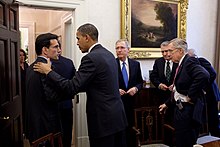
[
  {"xmin": 187, "ymin": 48, "xmax": 220, "ymax": 137},
  {"xmin": 159, "ymin": 38, "xmax": 210, "ymax": 147},
  {"xmin": 115, "ymin": 39, "xmax": 143, "ymax": 147},
  {"xmin": 150, "ymin": 41, "xmax": 178, "ymax": 146}
]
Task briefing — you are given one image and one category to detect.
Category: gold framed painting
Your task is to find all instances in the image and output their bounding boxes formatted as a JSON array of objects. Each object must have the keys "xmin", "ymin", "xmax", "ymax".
[{"xmin": 121, "ymin": 0, "xmax": 188, "ymax": 59}]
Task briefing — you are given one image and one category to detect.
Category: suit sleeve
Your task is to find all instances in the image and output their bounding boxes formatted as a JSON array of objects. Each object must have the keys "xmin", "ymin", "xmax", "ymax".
[
  {"xmin": 41, "ymin": 75, "xmax": 61, "ymax": 101},
  {"xmin": 199, "ymin": 57, "xmax": 216, "ymax": 83},
  {"xmin": 150, "ymin": 60, "xmax": 161, "ymax": 88},
  {"xmin": 186, "ymin": 58, "xmax": 210, "ymax": 102},
  {"xmin": 47, "ymin": 55, "xmax": 96, "ymax": 96},
  {"xmin": 135, "ymin": 62, "xmax": 143, "ymax": 90},
  {"xmin": 70, "ymin": 60, "xmax": 76, "ymax": 78}
]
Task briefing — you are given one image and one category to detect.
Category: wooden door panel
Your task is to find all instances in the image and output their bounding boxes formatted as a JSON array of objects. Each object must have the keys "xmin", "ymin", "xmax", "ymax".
[{"xmin": 0, "ymin": 0, "xmax": 22, "ymax": 147}]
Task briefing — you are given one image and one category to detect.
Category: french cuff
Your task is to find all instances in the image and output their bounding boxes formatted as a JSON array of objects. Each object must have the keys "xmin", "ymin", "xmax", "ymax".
[
  {"xmin": 158, "ymin": 83, "xmax": 162, "ymax": 89},
  {"xmin": 135, "ymin": 87, "xmax": 138, "ymax": 92}
]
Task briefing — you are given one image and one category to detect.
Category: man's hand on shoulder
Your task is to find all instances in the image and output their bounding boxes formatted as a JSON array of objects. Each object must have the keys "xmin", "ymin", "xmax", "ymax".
[{"xmin": 33, "ymin": 58, "xmax": 52, "ymax": 75}]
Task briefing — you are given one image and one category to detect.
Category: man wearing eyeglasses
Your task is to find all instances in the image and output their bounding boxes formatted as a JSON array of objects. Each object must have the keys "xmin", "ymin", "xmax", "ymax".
[
  {"xmin": 150, "ymin": 41, "xmax": 178, "ymax": 146},
  {"xmin": 25, "ymin": 33, "xmax": 61, "ymax": 144},
  {"xmin": 115, "ymin": 39, "xmax": 143, "ymax": 147},
  {"xmin": 159, "ymin": 38, "xmax": 210, "ymax": 147}
]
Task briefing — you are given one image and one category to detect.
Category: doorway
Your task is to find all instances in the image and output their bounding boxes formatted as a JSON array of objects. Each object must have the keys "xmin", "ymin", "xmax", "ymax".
[
  {"xmin": 19, "ymin": 6, "xmax": 76, "ymax": 147},
  {"xmin": 19, "ymin": 7, "xmax": 74, "ymax": 64}
]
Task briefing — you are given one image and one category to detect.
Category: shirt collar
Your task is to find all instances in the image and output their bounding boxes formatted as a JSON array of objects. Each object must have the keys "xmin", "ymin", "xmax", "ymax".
[
  {"xmin": 88, "ymin": 42, "xmax": 99, "ymax": 52},
  {"xmin": 119, "ymin": 58, "xmax": 128, "ymax": 65},
  {"xmin": 38, "ymin": 56, "xmax": 48, "ymax": 60},
  {"xmin": 178, "ymin": 54, "xmax": 187, "ymax": 66}
]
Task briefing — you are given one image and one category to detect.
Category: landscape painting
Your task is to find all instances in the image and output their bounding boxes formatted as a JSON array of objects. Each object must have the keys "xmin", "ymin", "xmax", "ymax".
[{"xmin": 131, "ymin": 0, "xmax": 178, "ymax": 48}]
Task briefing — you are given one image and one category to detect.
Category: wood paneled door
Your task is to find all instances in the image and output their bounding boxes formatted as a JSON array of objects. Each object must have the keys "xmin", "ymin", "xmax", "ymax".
[{"xmin": 0, "ymin": 0, "xmax": 23, "ymax": 146}]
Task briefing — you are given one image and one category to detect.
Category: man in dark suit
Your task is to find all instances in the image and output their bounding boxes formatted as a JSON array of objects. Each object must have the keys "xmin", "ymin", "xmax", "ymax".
[
  {"xmin": 25, "ymin": 33, "xmax": 61, "ymax": 143},
  {"xmin": 150, "ymin": 41, "xmax": 178, "ymax": 146},
  {"xmin": 115, "ymin": 39, "xmax": 143, "ymax": 147},
  {"xmin": 52, "ymin": 42, "xmax": 76, "ymax": 147},
  {"xmin": 159, "ymin": 38, "xmax": 210, "ymax": 147},
  {"xmin": 188, "ymin": 49, "xmax": 220, "ymax": 137},
  {"xmin": 33, "ymin": 23, "xmax": 128, "ymax": 147}
]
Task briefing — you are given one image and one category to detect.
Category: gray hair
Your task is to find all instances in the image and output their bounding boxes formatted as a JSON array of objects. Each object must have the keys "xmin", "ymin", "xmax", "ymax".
[
  {"xmin": 170, "ymin": 38, "xmax": 188, "ymax": 51},
  {"xmin": 115, "ymin": 39, "xmax": 130, "ymax": 48},
  {"xmin": 160, "ymin": 41, "xmax": 170, "ymax": 47},
  {"xmin": 187, "ymin": 48, "xmax": 197, "ymax": 57}
]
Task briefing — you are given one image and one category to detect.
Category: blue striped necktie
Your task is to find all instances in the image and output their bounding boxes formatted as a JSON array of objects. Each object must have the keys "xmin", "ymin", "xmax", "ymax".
[{"xmin": 122, "ymin": 61, "xmax": 128, "ymax": 88}]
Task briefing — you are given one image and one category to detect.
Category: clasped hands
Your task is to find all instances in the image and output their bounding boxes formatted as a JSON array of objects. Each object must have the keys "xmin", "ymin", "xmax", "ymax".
[
  {"xmin": 119, "ymin": 87, "xmax": 138, "ymax": 96},
  {"xmin": 159, "ymin": 83, "xmax": 173, "ymax": 91},
  {"xmin": 33, "ymin": 58, "xmax": 52, "ymax": 75}
]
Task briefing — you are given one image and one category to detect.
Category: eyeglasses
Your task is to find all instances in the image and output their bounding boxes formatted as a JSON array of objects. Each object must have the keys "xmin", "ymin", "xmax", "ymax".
[
  {"xmin": 168, "ymin": 48, "xmax": 179, "ymax": 54},
  {"xmin": 161, "ymin": 50, "xmax": 168, "ymax": 53}
]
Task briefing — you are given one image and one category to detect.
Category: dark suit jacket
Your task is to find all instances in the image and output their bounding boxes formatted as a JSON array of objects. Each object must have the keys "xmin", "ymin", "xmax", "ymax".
[
  {"xmin": 150, "ymin": 57, "xmax": 178, "ymax": 103},
  {"xmin": 198, "ymin": 57, "xmax": 220, "ymax": 101},
  {"xmin": 52, "ymin": 56, "xmax": 76, "ymax": 109},
  {"xmin": 25, "ymin": 57, "xmax": 61, "ymax": 142},
  {"xmin": 116, "ymin": 58, "xmax": 143, "ymax": 127},
  {"xmin": 116, "ymin": 58, "xmax": 143, "ymax": 91},
  {"xmin": 116, "ymin": 58, "xmax": 143, "ymax": 126},
  {"xmin": 47, "ymin": 44, "xmax": 128, "ymax": 138},
  {"xmin": 174, "ymin": 55, "xmax": 210, "ymax": 123}
]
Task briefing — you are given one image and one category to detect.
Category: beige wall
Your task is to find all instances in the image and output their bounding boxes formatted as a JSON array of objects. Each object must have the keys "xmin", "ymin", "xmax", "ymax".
[
  {"xmin": 19, "ymin": 7, "xmax": 70, "ymax": 63},
  {"xmin": 20, "ymin": 7, "xmax": 68, "ymax": 36}
]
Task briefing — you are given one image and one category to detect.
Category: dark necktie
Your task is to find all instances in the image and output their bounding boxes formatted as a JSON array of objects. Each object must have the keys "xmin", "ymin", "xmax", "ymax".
[
  {"xmin": 166, "ymin": 61, "xmax": 171, "ymax": 82},
  {"xmin": 122, "ymin": 62, "xmax": 128, "ymax": 88}
]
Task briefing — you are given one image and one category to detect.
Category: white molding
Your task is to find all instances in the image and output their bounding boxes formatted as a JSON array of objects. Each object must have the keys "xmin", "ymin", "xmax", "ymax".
[
  {"xmin": 19, "ymin": 21, "xmax": 36, "ymax": 64},
  {"xmin": 61, "ymin": 12, "xmax": 74, "ymax": 58},
  {"xmin": 17, "ymin": 0, "xmax": 82, "ymax": 9}
]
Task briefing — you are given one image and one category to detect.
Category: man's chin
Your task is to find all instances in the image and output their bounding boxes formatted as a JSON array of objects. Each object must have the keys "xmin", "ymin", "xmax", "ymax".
[{"xmin": 50, "ymin": 56, "xmax": 59, "ymax": 60}]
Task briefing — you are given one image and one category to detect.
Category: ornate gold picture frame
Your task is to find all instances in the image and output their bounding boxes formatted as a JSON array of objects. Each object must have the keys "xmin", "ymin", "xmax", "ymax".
[{"xmin": 121, "ymin": 0, "xmax": 188, "ymax": 59}]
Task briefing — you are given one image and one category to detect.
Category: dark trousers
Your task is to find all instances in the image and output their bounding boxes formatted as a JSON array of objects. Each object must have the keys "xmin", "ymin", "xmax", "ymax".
[
  {"xmin": 125, "ymin": 127, "xmax": 136, "ymax": 147},
  {"xmin": 164, "ymin": 103, "xmax": 175, "ymax": 146},
  {"xmin": 174, "ymin": 103, "xmax": 200, "ymax": 147},
  {"xmin": 60, "ymin": 109, "xmax": 73, "ymax": 147},
  {"xmin": 206, "ymin": 97, "xmax": 220, "ymax": 137},
  {"xmin": 89, "ymin": 130, "xmax": 127, "ymax": 147}
]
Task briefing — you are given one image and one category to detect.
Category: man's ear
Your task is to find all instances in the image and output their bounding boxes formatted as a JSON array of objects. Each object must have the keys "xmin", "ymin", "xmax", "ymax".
[
  {"xmin": 85, "ymin": 34, "xmax": 90, "ymax": 42},
  {"xmin": 42, "ymin": 47, "xmax": 48, "ymax": 55},
  {"xmin": 128, "ymin": 48, "xmax": 130, "ymax": 52}
]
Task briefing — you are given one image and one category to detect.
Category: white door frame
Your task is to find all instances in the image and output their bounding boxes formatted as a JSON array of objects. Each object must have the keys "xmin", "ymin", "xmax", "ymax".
[{"xmin": 19, "ymin": 22, "xmax": 35, "ymax": 64}]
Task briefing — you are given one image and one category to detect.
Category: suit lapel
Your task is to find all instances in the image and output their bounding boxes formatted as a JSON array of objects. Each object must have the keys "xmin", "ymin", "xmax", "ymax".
[
  {"xmin": 161, "ymin": 58, "xmax": 166, "ymax": 79},
  {"xmin": 128, "ymin": 58, "xmax": 133, "ymax": 83},
  {"xmin": 176, "ymin": 55, "xmax": 189, "ymax": 79}
]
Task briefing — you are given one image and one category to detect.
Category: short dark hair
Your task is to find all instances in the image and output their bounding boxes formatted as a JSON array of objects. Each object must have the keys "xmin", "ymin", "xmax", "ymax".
[
  {"xmin": 35, "ymin": 33, "xmax": 58, "ymax": 55},
  {"xmin": 77, "ymin": 23, "xmax": 98, "ymax": 41}
]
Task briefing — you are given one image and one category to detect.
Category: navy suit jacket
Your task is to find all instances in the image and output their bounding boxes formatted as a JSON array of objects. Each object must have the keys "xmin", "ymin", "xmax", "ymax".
[
  {"xmin": 198, "ymin": 57, "xmax": 220, "ymax": 101},
  {"xmin": 52, "ymin": 56, "xmax": 76, "ymax": 109},
  {"xmin": 25, "ymin": 57, "xmax": 61, "ymax": 142},
  {"xmin": 47, "ymin": 44, "xmax": 128, "ymax": 138},
  {"xmin": 174, "ymin": 55, "xmax": 210, "ymax": 123},
  {"xmin": 116, "ymin": 58, "xmax": 143, "ymax": 126},
  {"xmin": 150, "ymin": 57, "xmax": 178, "ymax": 103},
  {"xmin": 116, "ymin": 58, "xmax": 143, "ymax": 91}
]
